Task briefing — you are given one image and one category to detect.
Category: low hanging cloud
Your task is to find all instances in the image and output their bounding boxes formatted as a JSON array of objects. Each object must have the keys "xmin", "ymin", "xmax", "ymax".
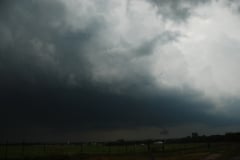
[
  {"xmin": 1, "ymin": 0, "xmax": 240, "ymax": 141},
  {"xmin": 148, "ymin": 0, "xmax": 209, "ymax": 22}
]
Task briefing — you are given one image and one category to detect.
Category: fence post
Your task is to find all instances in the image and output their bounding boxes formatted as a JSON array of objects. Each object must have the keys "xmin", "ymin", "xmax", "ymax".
[
  {"xmin": 22, "ymin": 140, "xmax": 25, "ymax": 159},
  {"xmin": 147, "ymin": 143, "xmax": 150, "ymax": 153},
  {"xmin": 4, "ymin": 140, "xmax": 8, "ymax": 160},
  {"xmin": 43, "ymin": 144, "xmax": 47, "ymax": 155},
  {"xmin": 183, "ymin": 143, "xmax": 186, "ymax": 154},
  {"xmin": 80, "ymin": 143, "xmax": 83, "ymax": 153},
  {"xmin": 108, "ymin": 145, "xmax": 111, "ymax": 154},
  {"xmin": 207, "ymin": 142, "xmax": 211, "ymax": 149}
]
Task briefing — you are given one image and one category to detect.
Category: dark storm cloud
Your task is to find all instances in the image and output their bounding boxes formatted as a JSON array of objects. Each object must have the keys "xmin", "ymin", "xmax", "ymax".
[
  {"xmin": 0, "ymin": 0, "xmax": 63, "ymax": 85},
  {"xmin": 226, "ymin": 0, "xmax": 240, "ymax": 13},
  {"xmin": 0, "ymin": 0, "xmax": 239, "ymax": 141},
  {"xmin": 134, "ymin": 31, "xmax": 180, "ymax": 56},
  {"xmin": 0, "ymin": 0, "xmax": 184, "ymax": 88},
  {"xmin": 147, "ymin": 0, "xmax": 209, "ymax": 22},
  {"xmin": 0, "ymin": 84, "xmax": 227, "ymax": 132},
  {"xmin": 0, "ymin": 0, "xmax": 97, "ymax": 87}
]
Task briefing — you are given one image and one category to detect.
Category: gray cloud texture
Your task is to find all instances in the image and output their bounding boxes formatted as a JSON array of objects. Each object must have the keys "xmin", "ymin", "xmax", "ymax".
[
  {"xmin": 148, "ymin": 0, "xmax": 209, "ymax": 22},
  {"xmin": 1, "ymin": 0, "xmax": 240, "ymax": 141}
]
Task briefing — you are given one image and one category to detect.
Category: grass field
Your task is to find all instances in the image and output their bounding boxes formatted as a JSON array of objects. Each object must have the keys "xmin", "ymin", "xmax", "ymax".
[{"xmin": 0, "ymin": 142, "xmax": 240, "ymax": 160}]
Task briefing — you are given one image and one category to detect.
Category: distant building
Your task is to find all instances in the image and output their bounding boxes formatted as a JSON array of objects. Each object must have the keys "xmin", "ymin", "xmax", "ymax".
[{"xmin": 154, "ymin": 141, "xmax": 163, "ymax": 144}]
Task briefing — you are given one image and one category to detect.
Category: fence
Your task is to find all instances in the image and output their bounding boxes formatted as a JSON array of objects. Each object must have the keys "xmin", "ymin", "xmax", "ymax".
[{"xmin": 0, "ymin": 142, "xmax": 230, "ymax": 159}]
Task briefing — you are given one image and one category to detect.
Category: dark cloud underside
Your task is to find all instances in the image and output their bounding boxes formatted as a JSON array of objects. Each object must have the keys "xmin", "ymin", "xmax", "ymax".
[{"xmin": 1, "ymin": 0, "xmax": 240, "ymax": 141}]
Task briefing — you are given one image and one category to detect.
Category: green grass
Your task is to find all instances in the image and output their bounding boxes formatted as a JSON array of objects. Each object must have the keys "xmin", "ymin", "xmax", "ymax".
[{"xmin": 0, "ymin": 142, "xmax": 240, "ymax": 159}]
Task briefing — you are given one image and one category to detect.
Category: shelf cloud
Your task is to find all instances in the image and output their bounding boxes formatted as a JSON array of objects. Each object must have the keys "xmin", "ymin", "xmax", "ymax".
[{"xmin": 1, "ymin": 0, "xmax": 240, "ymax": 141}]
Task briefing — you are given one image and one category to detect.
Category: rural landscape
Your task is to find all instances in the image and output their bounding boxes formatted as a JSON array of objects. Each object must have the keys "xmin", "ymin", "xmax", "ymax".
[
  {"xmin": 1, "ymin": 133, "xmax": 240, "ymax": 160},
  {"xmin": 2, "ymin": 0, "xmax": 240, "ymax": 159}
]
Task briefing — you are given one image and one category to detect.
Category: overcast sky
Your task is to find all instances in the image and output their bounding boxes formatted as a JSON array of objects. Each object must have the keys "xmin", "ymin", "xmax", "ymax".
[{"xmin": 1, "ymin": 0, "xmax": 240, "ymax": 142}]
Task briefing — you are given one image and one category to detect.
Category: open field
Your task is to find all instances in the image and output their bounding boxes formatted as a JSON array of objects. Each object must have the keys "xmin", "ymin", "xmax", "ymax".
[{"xmin": 1, "ymin": 142, "xmax": 240, "ymax": 160}]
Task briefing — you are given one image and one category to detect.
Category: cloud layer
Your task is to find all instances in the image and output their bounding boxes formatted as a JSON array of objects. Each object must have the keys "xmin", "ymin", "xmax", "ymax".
[{"xmin": 1, "ymin": 0, "xmax": 240, "ymax": 141}]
